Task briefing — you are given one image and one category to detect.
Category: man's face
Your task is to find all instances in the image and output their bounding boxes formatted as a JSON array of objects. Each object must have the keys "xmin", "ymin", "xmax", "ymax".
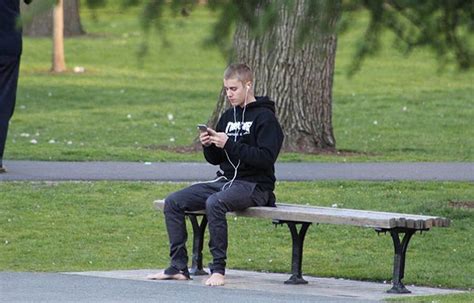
[{"xmin": 224, "ymin": 78, "xmax": 248, "ymax": 108}]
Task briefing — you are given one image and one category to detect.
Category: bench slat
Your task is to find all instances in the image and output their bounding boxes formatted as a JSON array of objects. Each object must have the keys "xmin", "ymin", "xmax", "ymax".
[{"xmin": 153, "ymin": 200, "xmax": 450, "ymax": 230}]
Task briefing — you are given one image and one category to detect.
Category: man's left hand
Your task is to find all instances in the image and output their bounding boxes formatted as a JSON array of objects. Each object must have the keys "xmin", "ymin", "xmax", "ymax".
[{"xmin": 208, "ymin": 129, "xmax": 228, "ymax": 149}]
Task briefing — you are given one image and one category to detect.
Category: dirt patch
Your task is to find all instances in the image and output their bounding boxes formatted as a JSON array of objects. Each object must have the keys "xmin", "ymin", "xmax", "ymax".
[
  {"xmin": 144, "ymin": 144, "xmax": 201, "ymax": 153},
  {"xmin": 448, "ymin": 201, "xmax": 474, "ymax": 209},
  {"xmin": 286, "ymin": 148, "xmax": 376, "ymax": 157},
  {"xmin": 145, "ymin": 144, "xmax": 373, "ymax": 157}
]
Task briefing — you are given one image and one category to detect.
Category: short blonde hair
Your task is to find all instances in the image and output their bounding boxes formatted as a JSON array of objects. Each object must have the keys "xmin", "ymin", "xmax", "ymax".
[{"xmin": 223, "ymin": 63, "xmax": 253, "ymax": 84}]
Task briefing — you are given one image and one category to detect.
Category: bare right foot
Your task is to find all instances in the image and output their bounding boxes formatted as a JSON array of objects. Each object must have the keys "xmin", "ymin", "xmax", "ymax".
[
  {"xmin": 146, "ymin": 272, "xmax": 190, "ymax": 281},
  {"xmin": 205, "ymin": 273, "xmax": 225, "ymax": 286}
]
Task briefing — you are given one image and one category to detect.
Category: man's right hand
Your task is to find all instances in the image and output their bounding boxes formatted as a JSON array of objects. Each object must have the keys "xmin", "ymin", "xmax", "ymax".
[{"xmin": 199, "ymin": 130, "xmax": 212, "ymax": 147}]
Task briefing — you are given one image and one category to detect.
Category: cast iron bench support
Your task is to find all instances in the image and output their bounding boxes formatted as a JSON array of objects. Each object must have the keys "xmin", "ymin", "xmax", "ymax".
[
  {"xmin": 273, "ymin": 220, "xmax": 312, "ymax": 284},
  {"xmin": 376, "ymin": 227, "xmax": 425, "ymax": 294},
  {"xmin": 187, "ymin": 214, "xmax": 208, "ymax": 276}
]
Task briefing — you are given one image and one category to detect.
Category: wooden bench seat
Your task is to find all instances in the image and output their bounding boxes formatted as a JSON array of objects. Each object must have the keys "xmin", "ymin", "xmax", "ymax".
[{"xmin": 153, "ymin": 199, "xmax": 450, "ymax": 294}]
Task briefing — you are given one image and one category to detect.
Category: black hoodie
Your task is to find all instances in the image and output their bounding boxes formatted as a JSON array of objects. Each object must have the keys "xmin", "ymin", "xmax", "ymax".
[{"xmin": 203, "ymin": 96, "xmax": 284, "ymax": 192}]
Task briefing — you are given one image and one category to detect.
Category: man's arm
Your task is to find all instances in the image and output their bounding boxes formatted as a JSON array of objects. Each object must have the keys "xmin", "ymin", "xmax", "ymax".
[{"xmin": 203, "ymin": 144, "xmax": 225, "ymax": 165}]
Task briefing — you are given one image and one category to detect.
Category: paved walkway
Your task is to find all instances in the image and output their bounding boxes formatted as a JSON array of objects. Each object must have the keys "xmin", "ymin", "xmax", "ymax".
[
  {"xmin": 1, "ymin": 160, "xmax": 473, "ymax": 181},
  {"xmin": 1, "ymin": 269, "xmax": 465, "ymax": 303}
]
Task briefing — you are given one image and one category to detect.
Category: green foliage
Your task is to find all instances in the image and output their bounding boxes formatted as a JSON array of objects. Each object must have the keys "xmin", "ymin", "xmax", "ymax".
[
  {"xmin": 81, "ymin": 0, "xmax": 473, "ymax": 73},
  {"xmin": 85, "ymin": 0, "xmax": 107, "ymax": 9},
  {"xmin": 346, "ymin": 0, "xmax": 474, "ymax": 75},
  {"xmin": 23, "ymin": 0, "xmax": 473, "ymax": 73},
  {"xmin": 1, "ymin": 181, "xmax": 473, "ymax": 290}
]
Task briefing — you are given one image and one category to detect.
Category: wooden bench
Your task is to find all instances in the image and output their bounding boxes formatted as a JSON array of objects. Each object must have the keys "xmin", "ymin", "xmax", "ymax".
[{"xmin": 153, "ymin": 200, "xmax": 450, "ymax": 294}]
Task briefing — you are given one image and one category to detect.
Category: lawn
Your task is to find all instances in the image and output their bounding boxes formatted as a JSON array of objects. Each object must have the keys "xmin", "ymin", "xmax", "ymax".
[{"xmin": 4, "ymin": 4, "xmax": 472, "ymax": 162}]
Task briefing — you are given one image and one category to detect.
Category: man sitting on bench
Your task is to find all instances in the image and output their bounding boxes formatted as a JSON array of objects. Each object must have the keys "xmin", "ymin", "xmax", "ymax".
[{"xmin": 147, "ymin": 63, "xmax": 284, "ymax": 286}]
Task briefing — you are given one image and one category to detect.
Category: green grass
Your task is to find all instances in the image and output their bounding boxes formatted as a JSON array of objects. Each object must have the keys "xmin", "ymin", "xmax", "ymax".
[
  {"xmin": 387, "ymin": 292, "xmax": 474, "ymax": 303},
  {"xmin": 1, "ymin": 181, "xmax": 473, "ymax": 292},
  {"xmin": 4, "ymin": 5, "xmax": 472, "ymax": 162}
]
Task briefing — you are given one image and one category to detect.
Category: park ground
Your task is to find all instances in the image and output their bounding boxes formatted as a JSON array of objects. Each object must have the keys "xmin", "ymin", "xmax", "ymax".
[{"xmin": 1, "ymin": 3, "xmax": 473, "ymax": 302}]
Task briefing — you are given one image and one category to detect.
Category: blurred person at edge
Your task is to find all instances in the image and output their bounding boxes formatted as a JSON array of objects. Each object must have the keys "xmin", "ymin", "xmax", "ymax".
[{"xmin": 0, "ymin": 0, "xmax": 32, "ymax": 173}]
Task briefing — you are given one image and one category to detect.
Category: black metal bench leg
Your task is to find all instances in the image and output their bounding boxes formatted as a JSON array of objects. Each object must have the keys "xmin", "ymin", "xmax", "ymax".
[
  {"xmin": 284, "ymin": 222, "xmax": 311, "ymax": 285},
  {"xmin": 187, "ymin": 214, "xmax": 209, "ymax": 276},
  {"xmin": 387, "ymin": 229, "xmax": 416, "ymax": 294}
]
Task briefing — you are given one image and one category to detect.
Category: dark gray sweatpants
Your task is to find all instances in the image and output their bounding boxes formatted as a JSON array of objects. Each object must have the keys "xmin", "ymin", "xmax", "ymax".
[{"xmin": 163, "ymin": 178, "xmax": 270, "ymax": 275}]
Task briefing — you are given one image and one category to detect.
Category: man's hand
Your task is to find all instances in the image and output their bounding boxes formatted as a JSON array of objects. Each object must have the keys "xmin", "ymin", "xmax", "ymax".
[
  {"xmin": 199, "ymin": 130, "xmax": 212, "ymax": 147},
  {"xmin": 208, "ymin": 128, "xmax": 228, "ymax": 149}
]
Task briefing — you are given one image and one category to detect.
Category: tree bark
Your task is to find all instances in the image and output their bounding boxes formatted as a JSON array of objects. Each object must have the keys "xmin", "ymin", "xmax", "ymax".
[
  {"xmin": 21, "ymin": 0, "xmax": 84, "ymax": 37},
  {"xmin": 52, "ymin": 0, "xmax": 66, "ymax": 72},
  {"xmin": 207, "ymin": 0, "xmax": 339, "ymax": 152}
]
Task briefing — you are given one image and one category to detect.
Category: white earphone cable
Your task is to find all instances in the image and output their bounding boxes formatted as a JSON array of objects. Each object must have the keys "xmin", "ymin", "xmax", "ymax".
[{"xmin": 222, "ymin": 84, "xmax": 249, "ymax": 190}]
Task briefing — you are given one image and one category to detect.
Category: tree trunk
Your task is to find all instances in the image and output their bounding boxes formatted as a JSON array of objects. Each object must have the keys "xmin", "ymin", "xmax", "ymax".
[
  {"xmin": 207, "ymin": 0, "xmax": 339, "ymax": 152},
  {"xmin": 52, "ymin": 0, "xmax": 66, "ymax": 72},
  {"xmin": 21, "ymin": 0, "xmax": 84, "ymax": 37}
]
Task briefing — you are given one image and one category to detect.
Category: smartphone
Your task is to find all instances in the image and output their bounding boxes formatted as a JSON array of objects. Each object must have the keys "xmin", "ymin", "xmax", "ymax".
[{"xmin": 197, "ymin": 124, "xmax": 208, "ymax": 132}]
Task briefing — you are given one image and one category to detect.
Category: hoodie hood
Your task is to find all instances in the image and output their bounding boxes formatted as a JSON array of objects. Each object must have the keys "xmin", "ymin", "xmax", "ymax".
[{"xmin": 245, "ymin": 96, "xmax": 276, "ymax": 113}]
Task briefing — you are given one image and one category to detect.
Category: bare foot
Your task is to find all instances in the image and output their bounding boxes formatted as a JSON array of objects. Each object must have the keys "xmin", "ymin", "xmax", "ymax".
[
  {"xmin": 146, "ymin": 272, "xmax": 189, "ymax": 281},
  {"xmin": 205, "ymin": 273, "xmax": 225, "ymax": 286}
]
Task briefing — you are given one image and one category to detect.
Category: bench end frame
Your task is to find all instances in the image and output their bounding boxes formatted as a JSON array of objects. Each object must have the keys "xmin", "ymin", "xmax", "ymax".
[
  {"xmin": 187, "ymin": 214, "xmax": 209, "ymax": 276},
  {"xmin": 274, "ymin": 219, "xmax": 312, "ymax": 285},
  {"xmin": 376, "ymin": 227, "xmax": 428, "ymax": 294}
]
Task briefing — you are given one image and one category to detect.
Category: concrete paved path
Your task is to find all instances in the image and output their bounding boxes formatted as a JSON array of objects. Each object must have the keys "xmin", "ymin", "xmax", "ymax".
[
  {"xmin": 1, "ymin": 160, "xmax": 473, "ymax": 181},
  {"xmin": 1, "ymin": 269, "xmax": 464, "ymax": 303}
]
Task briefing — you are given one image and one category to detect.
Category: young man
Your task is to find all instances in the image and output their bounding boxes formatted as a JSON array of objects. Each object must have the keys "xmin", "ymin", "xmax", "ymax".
[
  {"xmin": 0, "ymin": 0, "xmax": 31, "ymax": 173},
  {"xmin": 148, "ymin": 63, "xmax": 284, "ymax": 286}
]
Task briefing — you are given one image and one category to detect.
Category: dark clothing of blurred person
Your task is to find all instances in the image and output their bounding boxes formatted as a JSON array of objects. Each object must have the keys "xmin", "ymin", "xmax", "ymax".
[{"xmin": 0, "ymin": 0, "xmax": 31, "ymax": 172}]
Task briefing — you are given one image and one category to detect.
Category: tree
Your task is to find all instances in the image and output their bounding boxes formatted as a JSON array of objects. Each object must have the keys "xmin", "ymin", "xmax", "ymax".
[
  {"xmin": 208, "ymin": 1, "xmax": 340, "ymax": 151},
  {"xmin": 52, "ymin": 0, "xmax": 66, "ymax": 72}
]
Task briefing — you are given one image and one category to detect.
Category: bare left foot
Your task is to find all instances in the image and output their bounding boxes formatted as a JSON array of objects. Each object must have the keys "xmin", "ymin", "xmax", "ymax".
[
  {"xmin": 205, "ymin": 273, "xmax": 225, "ymax": 286},
  {"xmin": 146, "ymin": 272, "xmax": 189, "ymax": 281}
]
